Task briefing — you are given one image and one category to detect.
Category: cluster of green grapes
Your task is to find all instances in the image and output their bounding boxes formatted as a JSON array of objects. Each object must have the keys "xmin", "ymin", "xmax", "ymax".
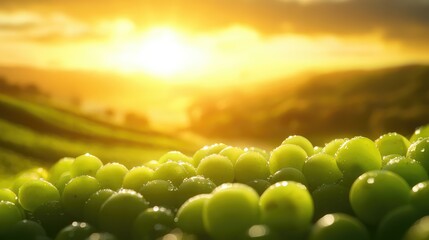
[{"xmin": 1, "ymin": 124, "xmax": 429, "ymax": 240}]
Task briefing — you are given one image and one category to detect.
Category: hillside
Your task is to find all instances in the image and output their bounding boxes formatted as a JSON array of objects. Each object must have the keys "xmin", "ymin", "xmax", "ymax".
[
  {"xmin": 188, "ymin": 64, "xmax": 429, "ymax": 146},
  {"xmin": 0, "ymin": 92, "xmax": 200, "ymax": 180}
]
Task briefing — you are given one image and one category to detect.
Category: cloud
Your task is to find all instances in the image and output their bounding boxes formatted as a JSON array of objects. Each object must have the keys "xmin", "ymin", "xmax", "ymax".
[{"xmin": 1, "ymin": 0, "xmax": 429, "ymax": 47}]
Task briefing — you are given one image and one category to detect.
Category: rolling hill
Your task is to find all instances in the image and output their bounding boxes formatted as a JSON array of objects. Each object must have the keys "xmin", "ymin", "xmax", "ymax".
[
  {"xmin": 188, "ymin": 64, "xmax": 429, "ymax": 146},
  {"xmin": 0, "ymin": 91, "xmax": 200, "ymax": 183}
]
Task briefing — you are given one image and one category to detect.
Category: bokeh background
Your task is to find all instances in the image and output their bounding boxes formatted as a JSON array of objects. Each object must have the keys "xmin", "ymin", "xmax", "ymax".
[{"xmin": 1, "ymin": 0, "xmax": 429, "ymax": 181}]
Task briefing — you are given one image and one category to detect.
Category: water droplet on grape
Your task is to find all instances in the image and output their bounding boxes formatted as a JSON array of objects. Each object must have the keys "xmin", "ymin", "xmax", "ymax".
[
  {"xmin": 162, "ymin": 233, "xmax": 178, "ymax": 240},
  {"xmin": 319, "ymin": 214, "xmax": 335, "ymax": 227},
  {"xmin": 248, "ymin": 225, "xmax": 268, "ymax": 237},
  {"xmin": 412, "ymin": 182, "xmax": 426, "ymax": 192}
]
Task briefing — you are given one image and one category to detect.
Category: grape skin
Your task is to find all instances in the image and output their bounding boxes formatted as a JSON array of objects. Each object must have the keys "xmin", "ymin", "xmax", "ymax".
[
  {"xmin": 122, "ymin": 166, "xmax": 154, "ymax": 191},
  {"xmin": 281, "ymin": 135, "xmax": 314, "ymax": 156},
  {"xmin": 6, "ymin": 129, "xmax": 429, "ymax": 240},
  {"xmin": 335, "ymin": 137, "xmax": 382, "ymax": 186},
  {"xmin": 234, "ymin": 151, "xmax": 270, "ymax": 183},
  {"xmin": 0, "ymin": 201, "xmax": 23, "ymax": 234},
  {"xmin": 95, "ymin": 163, "xmax": 128, "ymax": 191},
  {"xmin": 349, "ymin": 170, "xmax": 411, "ymax": 226},
  {"xmin": 269, "ymin": 144, "xmax": 308, "ymax": 174},
  {"xmin": 18, "ymin": 179, "xmax": 60, "ymax": 212},
  {"xmin": 70, "ymin": 153, "xmax": 103, "ymax": 178},
  {"xmin": 176, "ymin": 194, "xmax": 211, "ymax": 236},
  {"xmin": 98, "ymin": 190, "xmax": 148, "ymax": 240},
  {"xmin": 259, "ymin": 181, "xmax": 313, "ymax": 232},
  {"xmin": 61, "ymin": 175, "xmax": 101, "ymax": 220},
  {"xmin": 197, "ymin": 154, "xmax": 234, "ymax": 185},
  {"xmin": 203, "ymin": 183, "xmax": 260, "ymax": 240},
  {"xmin": 309, "ymin": 213, "xmax": 370, "ymax": 240}
]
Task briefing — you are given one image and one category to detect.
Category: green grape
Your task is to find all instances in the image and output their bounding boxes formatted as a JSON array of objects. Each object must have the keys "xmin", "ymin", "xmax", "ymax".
[
  {"xmin": 176, "ymin": 194, "xmax": 211, "ymax": 236},
  {"xmin": 259, "ymin": 181, "xmax": 313, "ymax": 232},
  {"xmin": 83, "ymin": 189, "xmax": 115, "ymax": 227},
  {"xmin": 85, "ymin": 232, "xmax": 117, "ymax": 240},
  {"xmin": 153, "ymin": 161, "xmax": 191, "ymax": 186},
  {"xmin": 281, "ymin": 135, "xmax": 314, "ymax": 156},
  {"xmin": 335, "ymin": 137, "xmax": 382, "ymax": 186},
  {"xmin": 245, "ymin": 179, "xmax": 271, "ymax": 196},
  {"xmin": 313, "ymin": 146, "xmax": 323, "ymax": 154},
  {"xmin": 407, "ymin": 137, "xmax": 429, "ymax": 173},
  {"xmin": 95, "ymin": 163, "xmax": 128, "ymax": 190},
  {"xmin": 269, "ymin": 168, "xmax": 307, "ymax": 186},
  {"xmin": 54, "ymin": 222, "xmax": 96, "ymax": 240},
  {"xmin": 177, "ymin": 176, "xmax": 216, "ymax": 206},
  {"xmin": 245, "ymin": 147, "xmax": 270, "ymax": 160},
  {"xmin": 179, "ymin": 161, "xmax": 197, "ymax": 178},
  {"xmin": 219, "ymin": 146, "xmax": 245, "ymax": 165},
  {"xmin": 18, "ymin": 179, "xmax": 60, "ymax": 212},
  {"xmin": 382, "ymin": 156, "xmax": 428, "ymax": 187},
  {"xmin": 61, "ymin": 175, "xmax": 101, "ymax": 219},
  {"xmin": 375, "ymin": 205, "xmax": 421, "ymax": 240},
  {"xmin": 70, "ymin": 153, "xmax": 103, "ymax": 178},
  {"xmin": 309, "ymin": 213, "xmax": 370, "ymax": 240},
  {"xmin": 382, "ymin": 154, "xmax": 401, "ymax": 166},
  {"xmin": 48, "ymin": 157, "xmax": 74, "ymax": 185},
  {"xmin": 132, "ymin": 206, "xmax": 175, "ymax": 240},
  {"xmin": 159, "ymin": 151, "xmax": 194, "ymax": 165},
  {"xmin": 99, "ymin": 190, "xmax": 148, "ymax": 240},
  {"xmin": 311, "ymin": 183, "xmax": 353, "ymax": 221},
  {"xmin": 203, "ymin": 183, "xmax": 260, "ymax": 240},
  {"xmin": 26, "ymin": 167, "xmax": 49, "ymax": 179},
  {"xmin": 122, "ymin": 166, "xmax": 154, "ymax": 191},
  {"xmin": 403, "ymin": 216, "xmax": 429, "ymax": 240},
  {"xmin": 193, "ymin": 143, "xmax": 228, "ymax": 167},
  {"xmin": 0, "ymin": 188, "xmax": 18, "ymax": 204},
  {"xmin": 7, "ymin": 219, "xmax": 47, "ymax": 240},
  {"xmin": 242, "ymin": 224, "xmax": 281, "ymax": 240},
  {"xmin": 268, "ymin": 144, "xmax": 307, "ymax": 174},
  {"xmin": 143, "ymin": 160, "xmax": 160, "ymax": 170},
  {"xmin": 410, "ymin": 124, "xmax": 429, "ymax": 143},
  {"xmin": 139, "ymin": 180, "xmax": 178, "ymax": 209},
  {"xmin": 0, "ymin": 201, "xmax": 23, "ymax": 234},
  {"xmin": 410, "ymin": 180, "xmax": 429, "ymax": 214},
  {"xmin": 196, "ymin": 154, "xmax": 234, "ymax": 185},
  {"xmin": 322, "ymin": 138, "xmax": 347, "ymax": 156},
  {"xmin": 375, "ymin": 132, "xmax": 410, "ymax": 157},
  {"xmin": 350, "ymin": 170, "xmax": 410, "ymax": 225},
  {"xmin": 33, "ymin": 201, "xmax": 73, "ymax": 238},
  {"xmin": 234, "ymin": 152, "xmax": 270, "ymax": 183},
  {"xmin": 302, "ymin": 153, "xmax": 342, "ymax": 190},
  {"xmin": 11, "ymin": 171, "xmax": 42, "ymax": 194},
  {"xmin": 55, "ymin": 172, "xmax": 72, "ymax": 194},
  {"xmin": 158, "ymin": 229, "xmax": 198, "ymax": 240}
]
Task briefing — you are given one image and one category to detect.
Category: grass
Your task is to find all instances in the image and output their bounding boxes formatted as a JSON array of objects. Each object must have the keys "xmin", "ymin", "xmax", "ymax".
[{"xmin": 0, "ymin": 92, "xmax": 203, "ymax": 185}]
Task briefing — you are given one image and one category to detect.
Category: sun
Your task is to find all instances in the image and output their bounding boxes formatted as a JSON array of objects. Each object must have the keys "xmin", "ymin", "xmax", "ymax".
[
  {"xmin": 139, "ymin": 28, "xmax": 189, "ymax": 76},
  {"xmin": 112, "ymin": 27, "xmax": 205, "ymax": 78}
]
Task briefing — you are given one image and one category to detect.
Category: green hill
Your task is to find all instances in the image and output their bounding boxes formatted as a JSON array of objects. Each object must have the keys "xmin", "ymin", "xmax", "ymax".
[
  {"xmin": 188, "ymin": 64, "xmax": 429, "ymax": 146},
  {"xmin": 0, "ymin": 92, "xmax": 199, "ymax": 181}
]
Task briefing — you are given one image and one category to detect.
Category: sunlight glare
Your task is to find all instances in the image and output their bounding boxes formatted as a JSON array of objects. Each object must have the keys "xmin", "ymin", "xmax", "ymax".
[{"xmin": 113, "ymin": 27, "xmax": 206, "ymax": 78}]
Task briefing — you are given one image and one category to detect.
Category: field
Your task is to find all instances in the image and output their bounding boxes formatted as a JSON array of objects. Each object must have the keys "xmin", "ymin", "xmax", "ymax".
[
  {"xmin": 1, "ymin": 64, "xmax": 429, "ymax": 187},
  {"xmin": 0, "ymin": 92, "xmax": 201, "ymax": 186}
]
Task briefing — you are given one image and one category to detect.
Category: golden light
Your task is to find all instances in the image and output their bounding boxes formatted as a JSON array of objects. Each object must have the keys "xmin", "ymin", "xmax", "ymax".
[{"xmin": 111, "ymin": 27, "xmax": 208, "ymax": 79}]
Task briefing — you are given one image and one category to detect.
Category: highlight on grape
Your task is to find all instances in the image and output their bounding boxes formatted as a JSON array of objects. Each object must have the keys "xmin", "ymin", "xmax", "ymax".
[{"xmin": 1, "ymin": 124, "xmax": 429, "ymax": 240}]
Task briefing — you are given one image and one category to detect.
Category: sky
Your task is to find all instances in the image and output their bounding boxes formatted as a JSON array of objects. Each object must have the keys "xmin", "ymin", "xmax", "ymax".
[{"xmin": 1, "ymin": 0, "xmax": 429, "ymax": 84}]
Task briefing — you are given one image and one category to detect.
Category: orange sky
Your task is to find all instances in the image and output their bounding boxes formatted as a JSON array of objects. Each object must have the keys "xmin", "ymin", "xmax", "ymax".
[{"xmin": 1, "ymin": 0, "xmax": 429, "ymax": 85}]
